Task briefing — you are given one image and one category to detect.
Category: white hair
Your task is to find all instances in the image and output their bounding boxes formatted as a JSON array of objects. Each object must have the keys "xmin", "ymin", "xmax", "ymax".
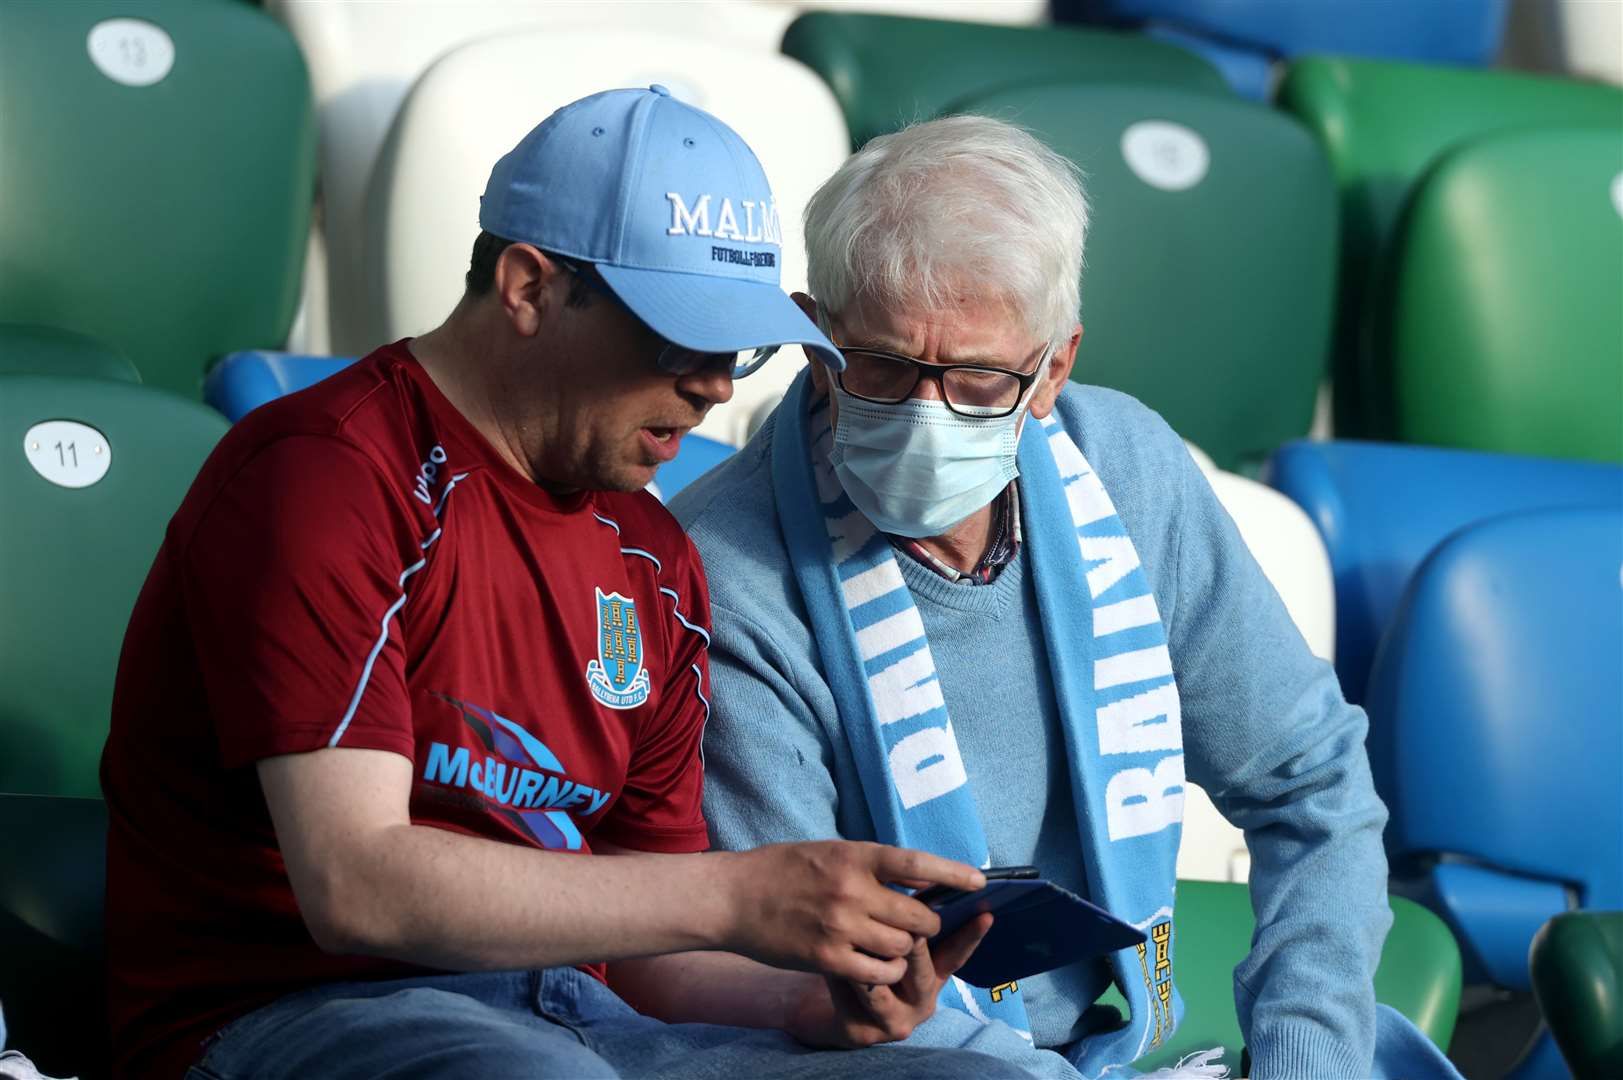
[{"xmin": 803, "ymin": 114, "xmax": 1089, "ymax": 345}]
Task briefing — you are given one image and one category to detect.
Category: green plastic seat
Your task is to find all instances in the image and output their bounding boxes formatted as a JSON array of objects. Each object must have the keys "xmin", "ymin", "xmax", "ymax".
[
  {"xmin": 0, "ymin": 376, "xmax": 227, "ymax": 798},
  {"xmin": 0, "ymin": 793, "xmax": 109, "ymax": 1076},
  {"xmin": 0, "ymin": 324, "xmax": 141, "ymax": 383},
  {"xmin": 1377, "ymin": 127, "xmax": 1623, "ymax": 463},
  {"xmin": 781, "ymin": 11, "xmax": 1229, "ymax": 149},
  {"xmin": 1098, "ymin": 880, "xmax": 1461, "ymax": 1072},
  {"xmin": 0, "ymin": 0, "xmax": 315, "ymax": 398},
  {"xmin": 956, "ymin": 82, "xmax": 1335, "ymax": 471},
  {"xmin": 1277, "ymin": 56, "xmax": 1623, "ymax": 439},
  {"xmin": 1531, "ymin": 911, "xmax": 1623, "ymax": 1080}
]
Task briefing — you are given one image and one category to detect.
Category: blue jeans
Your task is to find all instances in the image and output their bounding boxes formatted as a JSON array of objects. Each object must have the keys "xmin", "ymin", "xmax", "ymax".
[{"xmin": 184, "ymin": 968, "xmax": 1060, "ymax": 1080}]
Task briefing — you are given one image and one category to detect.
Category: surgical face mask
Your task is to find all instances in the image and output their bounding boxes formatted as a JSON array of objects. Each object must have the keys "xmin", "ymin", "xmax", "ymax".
[{"xmin": 826, "ymin": 353, "xmax": 1050, "ymax": 539}]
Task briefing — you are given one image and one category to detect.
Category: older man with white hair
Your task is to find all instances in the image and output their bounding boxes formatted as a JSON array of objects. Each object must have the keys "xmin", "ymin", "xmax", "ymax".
[{"xmin": 670, "ymin": 115, "xmax": 1461, "ymax": 1079}]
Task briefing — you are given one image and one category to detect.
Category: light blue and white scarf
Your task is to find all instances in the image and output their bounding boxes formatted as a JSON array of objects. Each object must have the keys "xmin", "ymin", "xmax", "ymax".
[{"xmin": 771, "ymin": 370, "xmax": 1190, "ymax": 1074}]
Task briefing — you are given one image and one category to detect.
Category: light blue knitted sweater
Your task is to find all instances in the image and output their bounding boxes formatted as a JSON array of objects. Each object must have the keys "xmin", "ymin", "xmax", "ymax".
[{"xmin": 670, "ymin": 384, "xmax": 1393, "ymax": 1079}]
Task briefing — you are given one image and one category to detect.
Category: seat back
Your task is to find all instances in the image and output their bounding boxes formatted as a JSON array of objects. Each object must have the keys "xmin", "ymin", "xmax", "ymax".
[
  {"xmin": 955, "ymin": 82, "xmax": 1335, "ymax": 471},
  {"xmin": 1367, "ymin": 506, "xmax": 1623, "ymax": 912},
  {"xmin": 364, "ymin": 29, "xmax": 849, "ymax": 448},
  {"xmin": 0, "ymin": 0, "xmax": 315, "ymax": 397},
  {"xmin": 203, "ymin": 350, "xmax": 358, "ymax": 423},
  {"xmin": 1054, "ymin": 0, "xmax": 1509, "ymax": 65},
  {"xmin": 781, "ymin": 11, "xmax": 1228, "ymax": 149},
  {"xmin": 1379, "ymin": 127, "xmax": 1623, "ymax": 463},
  {"xmin": 0, "ymin": 794, "xmax": 108, "ymax": 1076},
  {"xmin": 1531, "ymin": 911, "xmax": 1623, "ymax": 1080},
  {"xmin": 1276, "ymin": 57, "xmax": 1623, "ymax": 438},
  {"xmin": 1097, "ymin": 881, "xmax": 1460, "ymax": 1073},
  {"xmin": 267, "ymin": 0, "xmax": 795, "ymax": 356},
  {"xmin": 0, "ymin": 325, "xmax": 140, "ymax": 383},
  {"xmin": 0, "ymin": 376, "xmax": 228, "ymax": 797},
  {"xmin": 1264, "ymin": 439, "xmax": 1623, "ymax": 705}
]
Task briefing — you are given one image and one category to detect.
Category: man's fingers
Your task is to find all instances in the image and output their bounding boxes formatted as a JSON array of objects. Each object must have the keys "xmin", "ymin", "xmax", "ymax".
[
  {"xmin": 931, "ymin": 912, "xmax": 994, "ymax": 980},
  {"xmin": 896, "ymin": 933, "xmax": 938, "ymax": 1000},
  {"xmin": 869, "ymin": 889, "xmax": 942, "ymax": 939},
  {"xmin": 828, "ymin": 979, "xmax": 893, "ymax": 1046},
  {"xmin": 825, "ymin": 947, "xmax": 908, "ymax": 987},
  {"xmin": 873, "ymin": 846, "xmax": 986, "ymax": 892},
  {"xmin": 850, "ymin": 919, "xmax": 917, "ymax": 962}
]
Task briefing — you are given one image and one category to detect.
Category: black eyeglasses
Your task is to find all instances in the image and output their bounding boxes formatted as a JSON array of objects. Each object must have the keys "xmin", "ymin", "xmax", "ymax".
[
  {"xmin": 547, "ymin": 252, "xmax": 779, "ymax": 379},
  {"xmin": 833, "ymin": 341, "xmax": 1055, "ymax": 418}
]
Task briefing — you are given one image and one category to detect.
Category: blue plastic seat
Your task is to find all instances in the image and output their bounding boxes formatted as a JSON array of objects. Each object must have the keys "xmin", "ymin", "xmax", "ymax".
[
  {"xmin": 1053, "ymin": 1, "xmax": 1508, "ymax": 67},
  {"xmin": 1364, "ymin": 505, "xmax": 1623, "ymax": 994},
  {"xmin": 1264, "ymin": 440, "xmax": 1622, "ymax": 706},
  {"xmin": 1141, "ymin": 23, "xmax": 1275, "ymax": 99},
  {"xmin": 204, "ymin": 351, "xmax": 736, "ymax": 500},
  {"xmin": 204, "ymin": 350, "xmax": 357, "ymax": 422}
]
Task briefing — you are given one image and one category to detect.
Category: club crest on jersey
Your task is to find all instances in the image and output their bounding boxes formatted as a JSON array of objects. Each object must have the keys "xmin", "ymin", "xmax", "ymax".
[{"xmin": 586, "ymin": 588, "xmax": 651, "ymax": 710}]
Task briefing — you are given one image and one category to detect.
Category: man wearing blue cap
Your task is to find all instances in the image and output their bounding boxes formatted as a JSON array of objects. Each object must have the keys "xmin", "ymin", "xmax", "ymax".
[{"xmin": 102, "ymin": 87, "xmax": 1045, "ymax": 1080}]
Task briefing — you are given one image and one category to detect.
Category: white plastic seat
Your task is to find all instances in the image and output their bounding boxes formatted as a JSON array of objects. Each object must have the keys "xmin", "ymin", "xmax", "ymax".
[
  {"xmin": 1503, "ymin": 0, "xmax": 1623, "ymax": 86},
  {"xmin": 1175, "ymin": 442, "xmax": 1336, "ymax": 883},
  {"xmin": 366, "ymin": 28, "xmax": 850, "ymax": 447},
  {"xmin": 267, "ymin": 0, "xmax": 800, "ymax": 360}
]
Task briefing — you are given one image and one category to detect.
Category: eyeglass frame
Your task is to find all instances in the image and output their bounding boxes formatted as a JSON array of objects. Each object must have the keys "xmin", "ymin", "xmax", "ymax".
[
  {"xmin": 542, "ymin": 250, "xmax": 779, "ymax": 379},
  {"xmin": 829, "ymin": 338, "xmax": 1057, "ymax": 419}
]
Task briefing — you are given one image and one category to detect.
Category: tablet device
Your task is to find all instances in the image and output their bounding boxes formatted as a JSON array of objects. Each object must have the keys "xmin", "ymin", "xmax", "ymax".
[{"xmin": 923, "ymin": 878, "xmax": 1146, "ymax": 987}]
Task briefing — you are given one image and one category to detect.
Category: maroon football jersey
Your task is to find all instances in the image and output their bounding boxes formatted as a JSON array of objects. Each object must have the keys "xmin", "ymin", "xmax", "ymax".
[{"xmin": 102, "ymin": 342, "xmax": 711, "ymax": 1078}]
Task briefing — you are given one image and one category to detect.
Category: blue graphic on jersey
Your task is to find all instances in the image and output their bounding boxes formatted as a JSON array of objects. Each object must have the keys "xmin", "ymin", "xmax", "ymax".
[
  {"xmin": 586, "ymin": 588, "xmax": 651, "ymax": 709},
  {"xmin": 426, "ymin": 694, "xmax": 615, "ymax": 850}
]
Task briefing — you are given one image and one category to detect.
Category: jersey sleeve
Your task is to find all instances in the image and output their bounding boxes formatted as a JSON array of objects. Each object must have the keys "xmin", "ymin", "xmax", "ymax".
[
  {"xmin": 592, "ymin": 533, "xmax": 711, "ymax": 854},
  {"xmin": 179, "ymin": 435, "xmax": 426, "ymax": 769}
]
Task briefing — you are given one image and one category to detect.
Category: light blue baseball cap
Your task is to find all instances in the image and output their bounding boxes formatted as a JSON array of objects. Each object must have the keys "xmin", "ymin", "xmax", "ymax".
[{"xmin": 479, "ymin": 85, "xmax": 842, "ymax": 373}]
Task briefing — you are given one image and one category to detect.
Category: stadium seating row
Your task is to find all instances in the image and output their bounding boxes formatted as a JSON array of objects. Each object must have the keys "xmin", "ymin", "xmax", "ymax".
[
  {"xmin": 1052, "ymin": 0, "xmax": 1510, "ymax": 99},
  {"xmin": 1269, "ymin": 445, "xmax": 1622, "ymax": 1080},
  {"xmin": 4, "ymin": 4, "xmax": 1616, "ymax": 467}
]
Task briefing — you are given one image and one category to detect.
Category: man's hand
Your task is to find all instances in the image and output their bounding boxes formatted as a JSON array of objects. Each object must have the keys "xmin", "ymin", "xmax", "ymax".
[
  {"xmin": 786, "ymin": 912, "xmax": 995, "ymax": 1049},
  {"xmin": 715, "ymin": 840, "xmax": 985, "ymax": 986}
]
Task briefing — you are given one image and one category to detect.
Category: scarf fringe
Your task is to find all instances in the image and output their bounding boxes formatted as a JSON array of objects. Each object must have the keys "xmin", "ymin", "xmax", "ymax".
[{"xmin": 1133, "ymin": 1047, "xmax": 1230, "ymax": 1079}]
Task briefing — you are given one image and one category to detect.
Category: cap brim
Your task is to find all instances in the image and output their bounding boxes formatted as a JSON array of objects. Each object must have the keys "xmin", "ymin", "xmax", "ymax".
[{"xmin": 596, "ymin": 264, "xmax": 844, "ymax": 372}]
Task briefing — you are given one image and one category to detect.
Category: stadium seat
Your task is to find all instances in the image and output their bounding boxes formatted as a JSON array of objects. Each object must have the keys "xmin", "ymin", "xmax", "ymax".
[
  {"xmin": 1364, "ymin": 506, "xmax": 1623, "ymax": 992},
  {"xmin": 1376, "ymin": 127, "xmax": 1623, "ymax": 464},
  {"xmin": 362, "ymin": 30, "xmax": 848, "ymax": 449},
  {"xmin": 1276, "ymin": 57, "xmax": 1623, "ymax": 438},
  {"xmin": 1263, "ymin": 439, "xmax": 1623, "ymax": 707},
  {"xmin": 954, "ymin": 82, "xmax": 1334, "ymax": 472},
  {"xmin": 0, "ymin": 376, "xmax": 229, "ymax": 798},
  {"xmin": 780, "ymin": 11, "xmax": 1229, "ymax": 149},
  {"xmin": 0, "ymin": 794, "xmax": 108, "ymax": 1076},
  {"xmin": 0, "ymin": 0, "xmax": 315, "ymax": 399},
  {"xmin": 266, "ymin": 0, "xmax": 796, "ymax": 359},
  {"xmin": 1531, "ymin": 911, "xmax": 1623, "ymax": 1080},
  {"xmin": 1054, "ymin": 0, "xmax": 1509, "ymax": 66},
  {"xmin": 1098, "ymin": 881, "xmax": 1461, "ymax": 1073},
  {"xmin": 1140, "ymin": 23, "xmax": 1276, "ymax": 100},
  {"xmin": 0, "ymin": 325, "xmax": 140, "ymax": 383},
  {"xmin": 203, "ymin": 350, "xmax": 356, "ymax": 423}
]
